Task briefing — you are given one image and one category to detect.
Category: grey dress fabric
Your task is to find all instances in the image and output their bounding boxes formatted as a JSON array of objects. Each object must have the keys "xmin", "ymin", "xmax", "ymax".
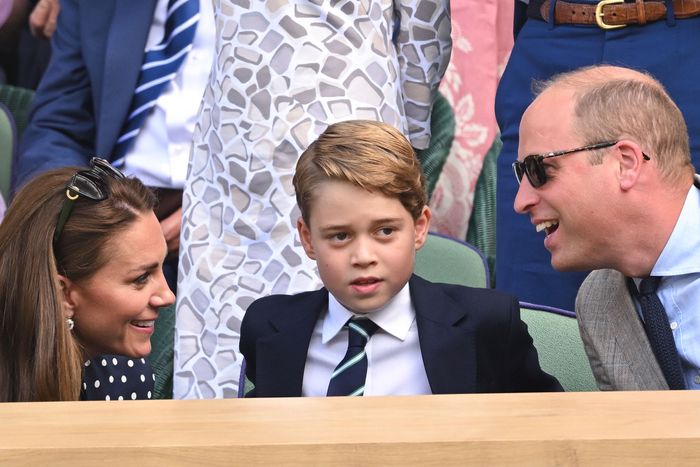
[{"xmin": 175, "ymin": 0, "xmax": 451, "ymax": 398}]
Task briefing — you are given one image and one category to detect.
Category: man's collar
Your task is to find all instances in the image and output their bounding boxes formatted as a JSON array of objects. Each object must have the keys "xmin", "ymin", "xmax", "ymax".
[{"xmin": 651, "ymin": 180, "xmax": 700, "ymax": 276}]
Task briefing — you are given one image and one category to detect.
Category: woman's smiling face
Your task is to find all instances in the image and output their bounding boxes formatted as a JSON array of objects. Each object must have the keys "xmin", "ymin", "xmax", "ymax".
[{"xmin": 66, "ymin": 212, "xmax": 175, "ymax": 358}]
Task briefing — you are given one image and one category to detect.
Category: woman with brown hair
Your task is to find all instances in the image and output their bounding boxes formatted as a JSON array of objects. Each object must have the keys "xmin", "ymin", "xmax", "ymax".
[{"xmin": 0, "ymin": 158, "xmax": 175, "ymax": 401}]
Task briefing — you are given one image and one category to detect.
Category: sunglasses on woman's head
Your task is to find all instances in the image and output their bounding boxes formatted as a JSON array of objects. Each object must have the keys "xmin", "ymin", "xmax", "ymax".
[
  {"xmin": 53, "ymin": 157, "xmax": 126, "ymax": 247},
  {"xmin": 512, "ymin": 141, "xmax": 630, "ymax": 188}
]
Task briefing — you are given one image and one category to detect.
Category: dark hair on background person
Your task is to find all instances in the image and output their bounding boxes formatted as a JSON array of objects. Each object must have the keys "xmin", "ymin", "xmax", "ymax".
[{"xmin": 0, "ymin": 167, "xmax": 157, "ymax": 401}]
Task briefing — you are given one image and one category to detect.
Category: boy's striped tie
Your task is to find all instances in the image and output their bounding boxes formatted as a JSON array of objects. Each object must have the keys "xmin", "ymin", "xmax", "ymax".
[
  {"xmin": 113, "ymin": 0, "xmax": 199, "ymax": 159},
  {"xmin": 327, "ymin": 318, "xmax": 379, "ymax": 397}
]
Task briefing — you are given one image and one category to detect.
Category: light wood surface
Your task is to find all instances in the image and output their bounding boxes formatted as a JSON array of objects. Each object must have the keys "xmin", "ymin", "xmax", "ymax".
[{"xmin": 1, "ymin": 391, "xmax": 699, "ymax": 466}]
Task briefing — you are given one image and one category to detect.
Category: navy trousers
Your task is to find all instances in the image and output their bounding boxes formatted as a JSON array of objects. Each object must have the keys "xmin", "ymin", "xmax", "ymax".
[{"xmin": 495, "ymin": 12, "xmax": 700, "ymax": 310}]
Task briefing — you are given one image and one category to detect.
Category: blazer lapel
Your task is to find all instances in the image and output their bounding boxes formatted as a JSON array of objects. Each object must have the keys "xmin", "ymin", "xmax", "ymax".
[
  {"xmin": 614, "ymin": 275, "xmax": 668, "ymax": 388},
  {"xmin": 582, "ymin": 269, "xmax": 667, "ymax": 389},
  {"xmin": 254, "ymin": 289, "xmax": 328, "ymax": 397},
  {"xmin": 410, "ymin": 275, "xmax": 476, "ymax": 394},
  {"xmin": 100, "ymin": 0, "xmax": 157, "ymax": 156}
]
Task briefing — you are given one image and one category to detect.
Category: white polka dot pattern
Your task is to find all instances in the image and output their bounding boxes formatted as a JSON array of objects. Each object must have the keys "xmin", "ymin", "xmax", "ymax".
[{"xmin": 80, "ymin": 355, "xmax": 155, "ymax": 401}]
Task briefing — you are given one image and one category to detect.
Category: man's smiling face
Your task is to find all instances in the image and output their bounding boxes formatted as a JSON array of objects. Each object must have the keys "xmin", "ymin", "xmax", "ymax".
[{"xmin": 513, "ymin": 88, "xmax": 620, "ymax": 272}]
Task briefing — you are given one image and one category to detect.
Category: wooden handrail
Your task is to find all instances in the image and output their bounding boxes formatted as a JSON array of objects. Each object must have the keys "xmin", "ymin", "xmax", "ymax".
[{"xmin": 1, "ymin": 391, "xmax": 699, "ymax": 465}]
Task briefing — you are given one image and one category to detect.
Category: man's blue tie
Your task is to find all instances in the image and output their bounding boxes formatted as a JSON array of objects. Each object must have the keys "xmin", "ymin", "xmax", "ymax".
[
  {"xmin": 327, "ymin": 318, "xmax": 379, "ymax": 397},
  {"xmin": 638, "ymin": 276, "xmax": 686, "ymax": 390},
  {"xmin": 113, "ymin": 0, "xmax": 199, "ymax": 158}
]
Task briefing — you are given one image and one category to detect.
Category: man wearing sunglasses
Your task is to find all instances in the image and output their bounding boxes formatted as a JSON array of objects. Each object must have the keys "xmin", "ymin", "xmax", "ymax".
[
  {"xmin": 514, "ymin": 65, "xmax": 700, "ymax": 391},
  {"xmin": 496, "ymin": 0, "xmax": 700, "ymax": 315}
]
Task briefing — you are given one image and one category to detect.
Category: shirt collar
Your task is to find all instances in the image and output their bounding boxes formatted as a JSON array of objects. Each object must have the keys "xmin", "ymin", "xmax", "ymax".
[
  {"xmin": 322, "ymin": 283, "xmax": 415, "ymax": 343},
  {"xmin": 652, "ymin": 184, "xmax": 700, "ymax": 276}
]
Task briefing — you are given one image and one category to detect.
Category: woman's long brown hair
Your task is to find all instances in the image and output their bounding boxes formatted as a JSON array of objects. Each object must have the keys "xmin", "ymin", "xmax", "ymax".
[{"xmin": 0, "ymin": 167, "xmax": 155, "ymax": 401}]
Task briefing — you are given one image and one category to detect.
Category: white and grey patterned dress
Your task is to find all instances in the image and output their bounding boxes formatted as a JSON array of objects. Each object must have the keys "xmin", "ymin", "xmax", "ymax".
[{"xmin": 175, "ymin": 0, "xmax": 451, "ymax": 398}]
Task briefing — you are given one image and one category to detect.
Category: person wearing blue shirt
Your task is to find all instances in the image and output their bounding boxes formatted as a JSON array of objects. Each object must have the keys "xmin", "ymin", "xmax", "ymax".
[
  {"xmin": 496, "ymin": 0, "xmax": 700, "ymax": 311},
  {"xmin": 514, "ymin": 64, "xmax": 700, "ymax": 390}
]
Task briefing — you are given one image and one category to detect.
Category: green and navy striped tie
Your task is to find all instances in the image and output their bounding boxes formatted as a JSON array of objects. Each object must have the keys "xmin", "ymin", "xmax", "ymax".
[{"xmin": 327, "ymin": 318, "xmax": 379, "ymax": 397}]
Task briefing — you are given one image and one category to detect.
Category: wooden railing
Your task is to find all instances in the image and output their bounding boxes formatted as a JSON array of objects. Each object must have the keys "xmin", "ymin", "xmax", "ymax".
[{"xmin": 1, "ymin": 391, "xmax": 700, "ymax": 465}]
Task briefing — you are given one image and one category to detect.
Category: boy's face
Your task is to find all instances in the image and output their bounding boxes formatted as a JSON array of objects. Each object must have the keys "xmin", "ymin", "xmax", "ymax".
[{"xmin": 298, "ymin": 180, "xmax": 430, "ymax": 314}]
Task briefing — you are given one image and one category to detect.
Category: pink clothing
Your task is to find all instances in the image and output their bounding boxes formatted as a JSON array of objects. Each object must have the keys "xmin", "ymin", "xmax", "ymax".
[
  {"xmin": 0, "ymin": 0, "xmax": 12, "ymax": 28},
  {"xmin": 430, "ymin": 0, "xmax": 513, "ymax": 238}
]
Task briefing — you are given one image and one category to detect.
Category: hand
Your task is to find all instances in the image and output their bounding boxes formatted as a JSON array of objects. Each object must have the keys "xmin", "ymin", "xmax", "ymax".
[
  {"xmin": 29, "ymin": 0, "xmax": 60, "ymax": 39},
  {"xmin": 160, "ymin": 207, "xmax": 182, "ymax": 254}
]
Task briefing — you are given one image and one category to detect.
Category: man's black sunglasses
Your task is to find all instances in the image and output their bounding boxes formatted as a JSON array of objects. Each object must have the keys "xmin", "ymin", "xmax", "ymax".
[
  {"xmin": 512, "ymin": 140, "xmax": 649, "ymax": 188},
  {"xmin": 53, "ymin": 157, "xmax": 125, "ymax": 247}
]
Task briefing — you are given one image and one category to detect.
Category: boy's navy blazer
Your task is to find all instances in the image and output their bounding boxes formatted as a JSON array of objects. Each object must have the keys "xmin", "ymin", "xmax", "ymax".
[{"xmin": 240, "ymin": 274, "xmax": 562, "ymax": 397}]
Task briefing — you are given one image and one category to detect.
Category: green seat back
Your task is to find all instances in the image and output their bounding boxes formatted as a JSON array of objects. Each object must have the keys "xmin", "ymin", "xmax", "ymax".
[
  {"xmin": 466, "ymin": 136, "xmax": 499, "ymax": 287},
  {"xmin": 519, "ymin": 304, "xmax": 598, "ymax": 392},
  {"xmin": 148, "ymin": 304, "xmax": 176, "ymax": 399},
  {"xmin": 0, "ymin": 103, "xmax": 15, "ymax": 201},
  {"xmin": 415, "ymin": 232, "xmax": 489, "ymax": 289},
  {"xmin": 416, "ymin": 91, "xmax": 455, "ymax": 200},
  {"xmin": 0, "ymin": 84, "xmax": 35, "ymax": 139}
]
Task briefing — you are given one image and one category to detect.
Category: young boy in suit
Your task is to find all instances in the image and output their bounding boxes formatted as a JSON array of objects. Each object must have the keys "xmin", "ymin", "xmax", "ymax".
[{"xmin": 240, "ymin": 120, "xmax": 561, "ymax": 397}]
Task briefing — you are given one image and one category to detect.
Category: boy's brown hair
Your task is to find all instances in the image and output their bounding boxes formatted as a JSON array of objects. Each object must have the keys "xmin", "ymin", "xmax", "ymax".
[{"xmin": 293, "ymin": 120, "xmax": 427, "ymax": 223}]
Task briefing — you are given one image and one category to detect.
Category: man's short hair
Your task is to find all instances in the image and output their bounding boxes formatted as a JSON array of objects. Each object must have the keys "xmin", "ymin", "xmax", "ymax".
[
  {"xmin": 537, "ymin": 66, "xmax": 694, "ymax": 183},
  {"xmin": 293, "ymin": 120, "xmax": 427, "ymax": 223}
]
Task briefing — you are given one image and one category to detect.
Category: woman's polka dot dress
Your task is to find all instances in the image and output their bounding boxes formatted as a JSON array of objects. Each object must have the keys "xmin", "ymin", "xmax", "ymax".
[{"xmin": 80, "ymin": 355, "xmax": 154, "ymax": 400}]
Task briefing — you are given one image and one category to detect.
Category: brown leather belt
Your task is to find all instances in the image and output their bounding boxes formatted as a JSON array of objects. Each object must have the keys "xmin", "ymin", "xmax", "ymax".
[{"xmin": 529, "ymin": 0, "xmax": 700, "ymax": 29}]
